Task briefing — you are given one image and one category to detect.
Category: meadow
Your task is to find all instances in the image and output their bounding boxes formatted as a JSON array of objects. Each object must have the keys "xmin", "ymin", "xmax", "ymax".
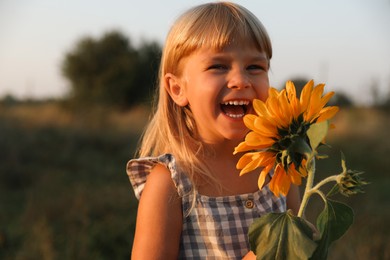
[{"xmin": 0, "ymin": 101, "xmax": 389, "ymax": 259}]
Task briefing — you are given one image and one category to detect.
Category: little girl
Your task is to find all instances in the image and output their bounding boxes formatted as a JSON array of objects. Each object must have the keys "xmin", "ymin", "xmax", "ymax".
[{"xmin": 127, "ymin": 2, "xmax": 300, "ymax": 259}]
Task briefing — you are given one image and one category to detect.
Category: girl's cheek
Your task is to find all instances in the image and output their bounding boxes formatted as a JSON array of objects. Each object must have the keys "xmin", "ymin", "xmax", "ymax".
[{"xmin": 256, "ymin": 84, "xmax": 269, "ymax": 101}]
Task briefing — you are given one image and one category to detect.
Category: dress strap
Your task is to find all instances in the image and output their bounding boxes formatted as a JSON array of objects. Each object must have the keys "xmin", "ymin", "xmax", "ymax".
[{"xmin": 126, "ymin": 154, "xmax": 192, "ymax": 199}]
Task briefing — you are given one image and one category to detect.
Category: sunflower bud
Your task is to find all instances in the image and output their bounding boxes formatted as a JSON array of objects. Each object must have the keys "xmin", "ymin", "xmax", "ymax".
[{"xmin": 337, "ymin": 169, "xmax": 368, "ymax": 197}]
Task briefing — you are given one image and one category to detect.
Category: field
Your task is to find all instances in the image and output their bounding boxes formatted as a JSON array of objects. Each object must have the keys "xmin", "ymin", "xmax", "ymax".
[{"xmin": 1, "ymin": 101, "xmax": 389, "ymax": 259}]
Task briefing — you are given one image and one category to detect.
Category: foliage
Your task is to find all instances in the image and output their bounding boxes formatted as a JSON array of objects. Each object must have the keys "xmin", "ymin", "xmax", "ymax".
[{"xmin": 61, "ymin": 30, "xmax": 161, "ymax": 108}]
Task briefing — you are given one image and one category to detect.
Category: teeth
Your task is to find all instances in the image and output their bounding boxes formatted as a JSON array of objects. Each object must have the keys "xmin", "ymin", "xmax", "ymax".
[
  {"xmin": 222, "ymin": 100, "xmax": 249, "ymax": 106},
  {"xmin": 226, "ymin": 113, "xmax": 245, "ymax": 118}
]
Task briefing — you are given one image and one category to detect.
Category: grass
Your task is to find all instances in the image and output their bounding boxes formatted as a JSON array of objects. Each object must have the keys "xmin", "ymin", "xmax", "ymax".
[
  {"xmin": 0, "ymin": 102, "xmax": 145, "ymax": 259},
  {"xmin": 0, "ymin": 102, "xmax": 389, "ymax": 259}
]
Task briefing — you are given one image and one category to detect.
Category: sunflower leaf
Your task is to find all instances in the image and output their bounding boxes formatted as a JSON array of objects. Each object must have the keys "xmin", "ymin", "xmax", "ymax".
[
  {"xmin": 310, "ymin": 199, "xmax": 354, "ymax": 259},
  {"xmin": 248, "ymin": 210, "xmax": 317, "ymax": 260},
  {"xmin": 307, "ymin": 120, "xmax": 329, "ymax": 150}
]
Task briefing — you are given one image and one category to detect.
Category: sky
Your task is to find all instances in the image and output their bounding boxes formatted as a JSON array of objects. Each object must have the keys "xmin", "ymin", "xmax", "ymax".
[{"xmin": 1, "ymin": 0, "xmax": 389, "ymax": 105}]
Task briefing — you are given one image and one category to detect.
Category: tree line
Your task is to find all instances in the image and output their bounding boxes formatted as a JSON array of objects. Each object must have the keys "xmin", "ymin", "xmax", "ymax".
[{"xmin": 61, "ymin": 30, "xmax": 161, "ymax": 108}]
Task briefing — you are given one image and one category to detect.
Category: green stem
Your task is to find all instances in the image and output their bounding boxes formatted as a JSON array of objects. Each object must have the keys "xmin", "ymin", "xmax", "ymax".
[
  {"xmin": 297, "ymin": 158, "xmax": 316, "ymax": 218},
  {"xmin": 310, "ymin": 175, "xmax": 339, "ymax": 193}
]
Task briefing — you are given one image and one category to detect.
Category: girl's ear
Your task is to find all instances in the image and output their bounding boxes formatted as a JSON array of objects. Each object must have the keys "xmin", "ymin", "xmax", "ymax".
[{"xmin": 164, "ymin": 73, "xmax": 189, "ymax": 107}]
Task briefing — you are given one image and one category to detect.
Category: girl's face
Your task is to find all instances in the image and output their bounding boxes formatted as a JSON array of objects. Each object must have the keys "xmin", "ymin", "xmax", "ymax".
[{"xmin": 169, "ymin": 42, "xmax": 269, "ymax": 145}]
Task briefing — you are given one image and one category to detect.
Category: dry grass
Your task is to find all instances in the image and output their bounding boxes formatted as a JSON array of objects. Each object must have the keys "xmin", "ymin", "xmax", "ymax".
[{"xmin": 0, "ymin": 101, "xmax": 150, "ymax": 134}]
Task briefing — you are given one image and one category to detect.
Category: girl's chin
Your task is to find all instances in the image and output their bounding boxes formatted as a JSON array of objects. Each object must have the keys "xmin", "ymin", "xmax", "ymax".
[{"xmin": 225, "ymin": 131, "xmax": 248, "ymax": 142}]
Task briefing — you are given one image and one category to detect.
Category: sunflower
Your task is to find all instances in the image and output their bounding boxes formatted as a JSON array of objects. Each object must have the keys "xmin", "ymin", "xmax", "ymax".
[{"xmin": 234, "ymin": 80, "xmax": 339, "ymax": 197}]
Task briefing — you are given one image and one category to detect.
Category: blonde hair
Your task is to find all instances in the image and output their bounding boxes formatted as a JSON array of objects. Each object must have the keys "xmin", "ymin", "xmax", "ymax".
[{"xmin": 137, "ymin": 2, "xmax": 272, "ymax": 190}]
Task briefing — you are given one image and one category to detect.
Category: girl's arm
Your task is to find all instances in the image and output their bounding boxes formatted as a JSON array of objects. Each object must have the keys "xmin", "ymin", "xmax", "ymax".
[{"xmin": 131, "ymin": 164, "xmax": 182, "ymax": 260}]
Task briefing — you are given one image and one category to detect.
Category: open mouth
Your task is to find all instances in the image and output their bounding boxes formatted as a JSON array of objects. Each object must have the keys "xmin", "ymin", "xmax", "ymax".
[{"xmin": 220, "ymin": 100, "xmax": 250, "ymax": 118}]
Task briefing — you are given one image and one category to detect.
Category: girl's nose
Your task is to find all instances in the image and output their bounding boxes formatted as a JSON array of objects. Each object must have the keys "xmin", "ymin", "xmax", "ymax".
[{"xmin": 227, "ymin": 69, "xmax": 250, "ymax": 89}]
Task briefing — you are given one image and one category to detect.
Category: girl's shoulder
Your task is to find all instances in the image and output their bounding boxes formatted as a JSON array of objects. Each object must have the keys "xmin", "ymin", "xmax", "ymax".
[{"xmin": 127, "ymin": 153, "xmax": 192, "ymax": 199}]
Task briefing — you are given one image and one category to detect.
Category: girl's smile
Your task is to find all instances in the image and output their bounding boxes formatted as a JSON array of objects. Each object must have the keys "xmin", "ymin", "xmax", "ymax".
[{"xmin": 220, "ymin": 99, "xmax": 250, "ymax": 119}]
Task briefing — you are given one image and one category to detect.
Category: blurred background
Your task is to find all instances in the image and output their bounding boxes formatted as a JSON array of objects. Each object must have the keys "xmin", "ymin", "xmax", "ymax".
[{"xmin": 0, "ymin": 0, "xmax": 389, "ymax": 259}]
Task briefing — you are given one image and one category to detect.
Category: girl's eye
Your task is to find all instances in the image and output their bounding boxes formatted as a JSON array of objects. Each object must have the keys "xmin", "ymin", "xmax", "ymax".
[
  {"xmin": 208, "ymin": 64, "xmax": 228, "ymax": 70},
  {"xmin": 247, "ymin": 64, "xmax": 266, "ymax": 71}
]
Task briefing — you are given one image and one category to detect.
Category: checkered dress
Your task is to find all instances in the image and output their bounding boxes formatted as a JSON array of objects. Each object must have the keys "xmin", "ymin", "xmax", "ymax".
[{"xmin": 127, "ymin": 154, "xmax": 286, "ymax": 259}]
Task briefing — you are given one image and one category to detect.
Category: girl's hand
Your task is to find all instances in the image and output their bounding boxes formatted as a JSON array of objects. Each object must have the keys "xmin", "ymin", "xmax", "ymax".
[{"xmin": 242, "ymin": 251, "xmax": 256, "ymax": 260}]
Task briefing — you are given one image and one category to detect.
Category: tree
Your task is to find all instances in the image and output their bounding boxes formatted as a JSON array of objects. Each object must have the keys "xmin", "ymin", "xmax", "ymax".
[
  {"xmin": 328, "ymin": 92, "xmax": 354, "ymax": 107},
  {"xmin": 62, "ymin": 30, "xmax": 161, "ymax": 108},
  {"xmin": 127, "ymin": 40, "xmax": 161, "ymax": 105}
]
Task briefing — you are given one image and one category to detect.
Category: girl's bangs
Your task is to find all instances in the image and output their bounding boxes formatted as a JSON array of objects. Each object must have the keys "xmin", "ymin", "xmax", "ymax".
[
  {"xmin": 187, "ymin": 13, "xmax": 262, "ymax": 52},
  {"xmin": 200, "ymin": 25, "xmax": 255, "ymax": 51},
  {"xmin": 176, "ymin": 4, "xmax": 271, "ymax": 62}
]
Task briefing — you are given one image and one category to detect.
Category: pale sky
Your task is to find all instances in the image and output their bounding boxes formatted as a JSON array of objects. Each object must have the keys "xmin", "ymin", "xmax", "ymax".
[{"xmin": 1, "ymin": 0, "xmax": 389, "ymax": 104}]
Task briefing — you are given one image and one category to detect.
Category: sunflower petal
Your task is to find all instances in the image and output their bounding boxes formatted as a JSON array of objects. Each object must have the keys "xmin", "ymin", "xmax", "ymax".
[
  {"xmin": 286, "ymin": 81, "xmax": 297, "ymax": 99},
  {"xmin": 239, "ymin": 157, "xmax": 261, "ymax": 175},
  {"xmin": 316, "ymin": 106, "xmax": 339, "ymax": 123},
  {"xmin": 308, "ymin": 92, "xmax": 335, "ymax": 122},
  {"xmin": 305, "ymin": 83, "xmax": 325, "ymax": 121},
  {"xmin": 270, "ymin": 165, "xmax": 284, "ymax": 197},
  {"xmin": 236, "ymin": 152, "xmax": 257, "ymax": 169},
  {"xmin": 243, "ymin": 114, "xmax": 257, "ymax": 130},
  {"xmin": 298, "ymin": 159, "xmax": 308, "ymax": 177},
  {"xmin": 258, "ymin": 163, "xmax": 273, "ymax": 189},
  {"xmin": 253, "ymin": 117, "xmax": 278, "ymax": 137},
  {"xmin": 319, "ymin": 91, "xmax": 335, "ymax": 108},
  {"xmin": 288, "ymin": 164, "xmax": 302, "ymax": 186},
  {"xmin": 245, "ymin": 132, "xmax": 274, "ymax": 147},
  {"xmin": 300, "ymin": 80, "xmax": 314, "ymax": 112},
  {"xmin": 252, "ymin": 99, "xmax": 268, "ymax": 117},
  {"xmin": 234, "ymin": 141, "xmax": 256, "ymax": 154},
  {"xmin": 240, "ymin": 152, "xmax": 274, "ymax": 176},
  {"xmin": 268, "ymin": 87, "xmax": 279, "ymax": 98},
  {"xmin": 286, "ymin": 81, "xmax": 300, "ymax": 118},
  {"xmin": 267, "ymin": 96, "xmax": 287, "ymax": 128},
  {"xmin": 279, "ymin": 172, "xmax": 291, "ymax": 197},
  {"xmin": 278, "ymin": 89, "xmax": 293, "ymax": 125}
]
